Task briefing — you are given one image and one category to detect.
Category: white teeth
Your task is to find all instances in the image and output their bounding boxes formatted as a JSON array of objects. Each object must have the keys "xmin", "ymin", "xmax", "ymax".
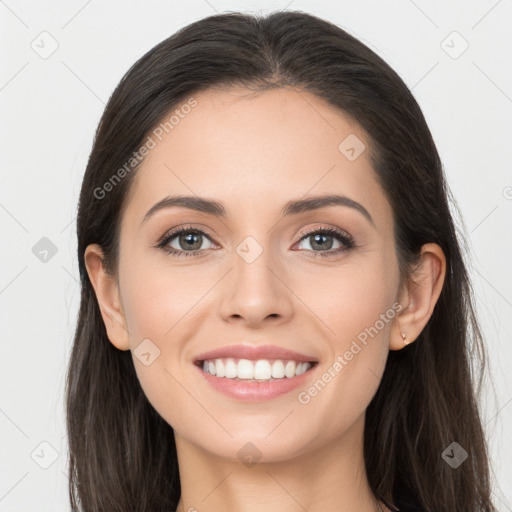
[
  {"xmin": 237, "ymin": 359, "xmax": 254, "ymax": 379},
  {"xmin": 215, "ymin": 359, "xmax": 225, "ymax": 377},
  {"xmin": 296, "ymin": 362, "xmax": 308, "ymax": 376},
  {"xmin": 225, "ymin": 358, "xmax": 237, "ymax": 378},
  {"xmin": 201, "ymin": 357, "xmax": 313, "ymax": 380},
  {"xmin": 254, "ymin": 360, "xmax": 272, "ymax": 380},
  {"xmin": 271, "ymin": 360, "xmax": 285, "ymax": 378},
  {"xmin": 285, "ymin": 361, "xmax": 296, "ymax": 378}
]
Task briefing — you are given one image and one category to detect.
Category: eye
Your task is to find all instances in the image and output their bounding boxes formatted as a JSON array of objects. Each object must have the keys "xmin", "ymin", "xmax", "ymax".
[
  {"xmin": 293, "ymin": 226, "xmax": 356, "ymax": 258},
  {"xmin": 156, "ymin": 225, "xmax": 216, "ymax": 258}
]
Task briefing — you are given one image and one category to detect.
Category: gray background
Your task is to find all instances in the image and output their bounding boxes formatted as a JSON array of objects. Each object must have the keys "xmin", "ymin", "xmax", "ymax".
[{"xmin": 1, "ymin": 0, "xmax": 511, "ymax": 510}]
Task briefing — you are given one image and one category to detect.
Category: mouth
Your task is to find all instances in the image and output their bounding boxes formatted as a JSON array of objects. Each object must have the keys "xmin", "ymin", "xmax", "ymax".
[
  {"xmin": 192, "ymin": 344, "xmax": 320, "ymax": 401},
  {"xmin": 194, "ymin": 357, "xmax": 319, "ymax": 382}
]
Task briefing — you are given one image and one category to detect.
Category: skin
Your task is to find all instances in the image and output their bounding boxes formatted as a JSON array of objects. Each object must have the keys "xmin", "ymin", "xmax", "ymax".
[{"xmin": 85, "ymin": 86, "xmax": 446, "ymax": 512}]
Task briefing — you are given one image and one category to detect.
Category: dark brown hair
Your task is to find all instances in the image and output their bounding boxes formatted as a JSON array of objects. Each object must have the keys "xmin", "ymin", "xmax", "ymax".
[{"xmin": 66, "ymin": 10, "xmax": 497, "ymax": 511}]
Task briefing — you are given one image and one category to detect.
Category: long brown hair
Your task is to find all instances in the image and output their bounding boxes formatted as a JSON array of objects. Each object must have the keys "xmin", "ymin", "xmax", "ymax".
[{"xmin": 66, "ymin": 10, "xmax": 497, "ymax": 511}]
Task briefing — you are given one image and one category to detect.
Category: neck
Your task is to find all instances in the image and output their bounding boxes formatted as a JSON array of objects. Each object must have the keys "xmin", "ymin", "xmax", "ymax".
[{"xmin": 173, "ymin": 414, "xmax": 387, "ymax": 512}]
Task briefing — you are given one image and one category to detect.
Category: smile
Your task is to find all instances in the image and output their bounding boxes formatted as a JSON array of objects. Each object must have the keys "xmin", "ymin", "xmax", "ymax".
[
  {"xmin": 194, "ymin": 358, "xmax": 319, "ymax": 401},
  {"xmin": 199, "ymin": 357, "xmax": 315, "ymax": 381}
]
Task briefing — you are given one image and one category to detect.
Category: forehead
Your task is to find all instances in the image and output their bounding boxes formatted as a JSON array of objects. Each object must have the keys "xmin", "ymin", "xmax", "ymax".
[{"xmin": 123, "ymin": 86, "xmax": 391, "ymax": 229}]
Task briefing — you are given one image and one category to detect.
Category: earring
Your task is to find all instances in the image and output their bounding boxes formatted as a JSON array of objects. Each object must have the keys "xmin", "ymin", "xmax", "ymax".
[{"xmin": 400, "ymin": 332, "xmax": 409, "ymax": 346}]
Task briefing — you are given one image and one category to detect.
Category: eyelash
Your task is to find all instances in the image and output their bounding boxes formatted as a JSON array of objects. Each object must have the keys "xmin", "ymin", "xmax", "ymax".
[{"xmin": 155, "ymin": 224, "xmax": 356, "ymax": 259}]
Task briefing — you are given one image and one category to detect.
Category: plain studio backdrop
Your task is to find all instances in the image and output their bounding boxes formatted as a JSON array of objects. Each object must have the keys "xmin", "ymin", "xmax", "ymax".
[{"xmin": 0, "ymin": 1, "xmax": 511, "ymax": 510}]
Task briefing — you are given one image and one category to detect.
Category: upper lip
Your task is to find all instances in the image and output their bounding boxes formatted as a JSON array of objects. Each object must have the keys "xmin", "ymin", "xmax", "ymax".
[{"xmin": 194, "ymin": 344, "xmax": 319, "ymax": 363}]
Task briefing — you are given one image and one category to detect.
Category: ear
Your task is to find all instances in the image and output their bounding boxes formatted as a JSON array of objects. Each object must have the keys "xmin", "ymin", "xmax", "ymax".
[
  {"xmin": 389, "ymin": 243, "xmax": 447, "ymax": 350},
  {"xmin": 84, "ymin": 244, "xmax": 131, "ymax": 351}
]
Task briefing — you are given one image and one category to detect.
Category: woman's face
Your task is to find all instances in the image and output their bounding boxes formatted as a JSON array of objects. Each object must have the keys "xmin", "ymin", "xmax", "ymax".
[{"xmin": 108, "ymin": 86, "xmax": 403, "ymax": 461}]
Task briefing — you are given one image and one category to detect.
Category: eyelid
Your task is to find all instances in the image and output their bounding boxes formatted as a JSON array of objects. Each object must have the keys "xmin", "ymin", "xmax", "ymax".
[{"xmin": 295, "ymin": 224, "xmax": 354, "ymax": 243}]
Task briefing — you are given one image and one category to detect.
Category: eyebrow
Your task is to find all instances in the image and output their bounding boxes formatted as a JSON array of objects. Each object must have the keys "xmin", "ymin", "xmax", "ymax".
[{"xmin": 142, "ymin": 194, "xmax": 375, "ymax": 227}]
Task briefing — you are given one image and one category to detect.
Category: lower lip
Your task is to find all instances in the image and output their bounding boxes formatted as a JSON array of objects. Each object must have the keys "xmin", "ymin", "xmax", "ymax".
[{"xmin": 194, "ymin": 362, "xmax": 318, "ymax": 402}]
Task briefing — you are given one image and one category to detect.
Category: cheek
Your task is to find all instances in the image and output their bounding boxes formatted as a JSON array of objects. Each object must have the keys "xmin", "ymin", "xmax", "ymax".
[
  {"xmin": 296, "ymin": 257, "xmax": 397, "ymax": 347},
  {"xmin": 119, "ymin": 257, "xmax": 208, "ymax": 343},
  {"xmin": 290, "ymin": 258, "xmax": 396, "ymax": 424},
  {"xmin": 117, "ymin": 257, "xmax": 221, "ymax": 417},
  {"xmin": 118, "ymin": 261, "xmax": 208, "ymax": 432}
]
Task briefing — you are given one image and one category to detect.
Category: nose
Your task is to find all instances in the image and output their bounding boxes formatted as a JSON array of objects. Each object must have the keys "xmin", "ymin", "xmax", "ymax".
[{"xmin": 219, "ymin": 242, "xmax": 295, "ymax": 328}]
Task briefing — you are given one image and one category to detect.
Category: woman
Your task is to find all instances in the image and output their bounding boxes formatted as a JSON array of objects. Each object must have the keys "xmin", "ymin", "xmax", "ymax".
[{"xmin": 66, "ymin": 10, "xmax": 497, "ymax": 512}]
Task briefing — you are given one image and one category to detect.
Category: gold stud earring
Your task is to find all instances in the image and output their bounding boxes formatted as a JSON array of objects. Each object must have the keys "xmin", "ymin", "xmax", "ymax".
[{"xmin": 400, "ymin": 332, "xmax": 409, "ymax": 346}]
